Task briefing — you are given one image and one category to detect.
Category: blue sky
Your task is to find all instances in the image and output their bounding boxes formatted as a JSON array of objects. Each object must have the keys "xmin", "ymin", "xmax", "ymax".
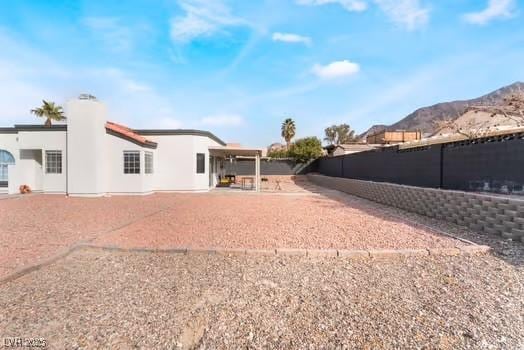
[{"xmin": 0, "ymin": 0, "xmax": 523, "ymax": 146}]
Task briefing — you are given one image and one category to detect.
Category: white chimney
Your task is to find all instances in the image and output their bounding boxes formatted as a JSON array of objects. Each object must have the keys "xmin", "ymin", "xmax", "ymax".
[{"xmin": 65, "ymin": 95, "xmax": 108, "ymax": 196}]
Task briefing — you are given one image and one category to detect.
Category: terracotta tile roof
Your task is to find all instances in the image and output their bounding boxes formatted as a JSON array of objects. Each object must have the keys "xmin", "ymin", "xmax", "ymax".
[{"xmin": 105, "ymin": 121, "xmax": 157, "ymax": 148}]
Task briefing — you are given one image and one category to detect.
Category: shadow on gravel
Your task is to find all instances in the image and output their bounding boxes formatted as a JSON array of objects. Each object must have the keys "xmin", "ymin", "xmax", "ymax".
[{"xmin": 293, "ymin": 177, "xmax": 524, "ymax": 267}]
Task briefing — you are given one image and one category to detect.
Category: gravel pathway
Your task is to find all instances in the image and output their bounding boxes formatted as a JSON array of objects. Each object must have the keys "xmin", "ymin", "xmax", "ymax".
[{"xmin": 0, "ymin": 249, "xmax": 522, "ymax": 349}]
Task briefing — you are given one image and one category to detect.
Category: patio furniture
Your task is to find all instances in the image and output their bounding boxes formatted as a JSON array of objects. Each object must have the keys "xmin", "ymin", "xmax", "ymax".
[
  {"xmin": 241, "ymin": 177, "xmax": 255, "ymax": 190},
  {"xmin": 216, "ymin": 177, "xmax": 231, "ymax": 187},
  {"xmin": 225, "ymin": 174, "xmax": 236, "ymax": 184}
]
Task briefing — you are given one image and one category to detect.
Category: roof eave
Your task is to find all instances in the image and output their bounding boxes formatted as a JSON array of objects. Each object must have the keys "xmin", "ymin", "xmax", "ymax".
[{"xmin": 133, "ymin": 129, "xmax": 226, "ymax": 146}]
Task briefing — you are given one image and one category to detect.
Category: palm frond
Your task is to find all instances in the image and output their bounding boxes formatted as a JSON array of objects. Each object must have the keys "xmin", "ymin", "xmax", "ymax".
[{"xmin": 30, "ymin": 100, "xmax": 66, "ymax": 126}]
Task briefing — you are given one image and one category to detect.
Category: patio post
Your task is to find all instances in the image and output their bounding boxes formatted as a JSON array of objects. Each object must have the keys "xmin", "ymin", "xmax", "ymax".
[{"xmin": 255, "ymin": 151, "xmax": 260, "ymax": 192}]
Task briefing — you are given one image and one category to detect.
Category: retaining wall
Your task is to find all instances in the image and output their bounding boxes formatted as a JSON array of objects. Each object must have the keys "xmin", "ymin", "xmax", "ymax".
[{"xmin": 308, "ymin": 174, "xmax": 524, "ymax": 242}]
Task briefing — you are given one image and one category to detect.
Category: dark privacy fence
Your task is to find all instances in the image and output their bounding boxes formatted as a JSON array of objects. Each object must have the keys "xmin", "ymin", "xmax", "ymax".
[
  {"xmin": 314, "ymin": 133, "xmax": 524, "ymax": 193},
  {"xmin": 223, "ymin": 159, "xmax": 312, "ymax": 175}
]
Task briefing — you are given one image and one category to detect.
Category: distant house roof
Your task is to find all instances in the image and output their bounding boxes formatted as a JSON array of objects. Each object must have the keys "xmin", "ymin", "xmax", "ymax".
[
  {"xmin": 106, "ymin": 121, "xmax": 158, "ymax": 149},
  {"xmin": 268, "ymin": 142, "xmax": 285, "ymax": 149},
  {"xmin": 337, "ymin": 143, "xmax": 377, "ymax": 151},
  {"xmin": 324, "ymin": 143, "xmax": 377, "ymax": 151},
  {"xmin": 324, "ymin": 143, "xmax": 380, "ymax": 156}
]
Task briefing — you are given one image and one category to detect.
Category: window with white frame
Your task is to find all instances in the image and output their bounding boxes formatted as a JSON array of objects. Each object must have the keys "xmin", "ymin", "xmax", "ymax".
[
  {"xmin": 45, "ymin": 150, "xmax": 62, "ymax": 174},
  {"xmin": 145, "ymin": 151, "xmax": 153, "ymax": 174},
  {"xmin": 123, "ymin": 151, "xmax": 140, "ymax": 174}
]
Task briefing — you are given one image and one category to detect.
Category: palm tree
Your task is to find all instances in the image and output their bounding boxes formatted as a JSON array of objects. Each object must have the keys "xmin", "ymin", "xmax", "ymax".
[
  {"xmin": 281, "ymin": 118, "xmax": 296, "ymax": 149},
  {"xmin": 30, "ymin": 100, "xmax": 66, "ymax": 127}
]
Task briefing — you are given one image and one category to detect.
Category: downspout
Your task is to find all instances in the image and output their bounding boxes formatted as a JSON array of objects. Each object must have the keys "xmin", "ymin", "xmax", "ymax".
[{"xmin": 66, "ymin": 125, "xmax": 69, "ymax": 195}]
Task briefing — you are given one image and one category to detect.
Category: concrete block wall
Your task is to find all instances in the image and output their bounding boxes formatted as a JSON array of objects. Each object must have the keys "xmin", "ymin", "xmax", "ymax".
[{"xmin": 308, "ymin": 174, "xmax": 524, "ymax": 242}]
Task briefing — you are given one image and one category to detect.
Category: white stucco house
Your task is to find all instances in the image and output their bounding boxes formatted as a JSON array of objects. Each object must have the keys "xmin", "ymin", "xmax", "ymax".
[{"xmin": 0, "ymin": 95, "xmax": 262, "ymax": 196}]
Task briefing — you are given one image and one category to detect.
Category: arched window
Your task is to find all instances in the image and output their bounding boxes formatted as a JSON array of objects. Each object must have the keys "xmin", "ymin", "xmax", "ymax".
[{"xmin": 0, "ymin": 150, "xmax": 15, "ymax": 184}]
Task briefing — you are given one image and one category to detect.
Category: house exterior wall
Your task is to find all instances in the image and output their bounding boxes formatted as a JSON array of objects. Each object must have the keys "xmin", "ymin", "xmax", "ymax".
[
  {"xmin": 0, "ymin": 130, "xmax": 67, "ymax": 194},
  {"xmin": 20, "ymin": 131, "xmax": 66, "ymax": 193},
  {"xmin": 0, "ymin": 126, "xmax": 221, "ymax": 195},
  {"xmin": 149, "ymin": 134, "xmax": 222, "ymax": 191},
  {"xmin": 106, "ymin": 134, "xmax": 155, "ymax": 194},
  {"xmin": 0, "ymin": 133, "xmax": 19, "ymax": 166}
]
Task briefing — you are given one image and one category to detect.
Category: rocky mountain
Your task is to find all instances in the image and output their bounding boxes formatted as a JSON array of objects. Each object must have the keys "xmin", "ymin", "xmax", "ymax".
[
  {"xmin": 361, "ymin": 81, "xmax": 524, "ymax": 137},
  {"xmin": 358, "ymin": 124, "xmax": 387, "ymax": 140}
]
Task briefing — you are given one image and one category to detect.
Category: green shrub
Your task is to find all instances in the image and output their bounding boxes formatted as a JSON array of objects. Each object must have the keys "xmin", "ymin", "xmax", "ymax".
[{"xmin": 288, "ymin": 137, "xmax": 323, "ymax": 163}]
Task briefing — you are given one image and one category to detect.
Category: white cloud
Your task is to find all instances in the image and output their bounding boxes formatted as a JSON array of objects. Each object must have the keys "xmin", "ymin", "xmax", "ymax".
[
  {"xmin": 272, "ymin": 32, "xmax": 312, "ymax": 45},
  {"xmin": 373, "ymin": 0, "xmax": 429, "ymax": 30},
  {"xmin": 297, "ymin": 0, "xmax": 429, "ymax": 30},
  {"xmin": 296, "ymin": 0, "xmax": 367, "ymax": 12},
  {"xmin": 463, "ymin": 0, "xmax": 516, "ymax": 25},
  {"xmin": 170, "ymin": 0, "xmax": 248, "ymax": 43},
  {"xmin": 312, "ymin": 60, "xmax": 360, "ymax": 79},
  {"xmin": 83, "ymin": 17, "xmax": 136, "ymax": 52},
  {"xmin": 200, "ymin": 114, "xmax": 244, "ymax": 127}
]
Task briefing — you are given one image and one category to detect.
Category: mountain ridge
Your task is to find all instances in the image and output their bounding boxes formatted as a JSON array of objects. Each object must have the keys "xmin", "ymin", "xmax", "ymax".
[{"xmin": 361, "ymin": 81, "xmax": 524, "ymax": 137}]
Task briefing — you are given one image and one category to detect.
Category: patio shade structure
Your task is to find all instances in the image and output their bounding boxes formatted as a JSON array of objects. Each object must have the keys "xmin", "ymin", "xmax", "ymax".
[{"xmin": 208, "ymin": 145, "xmax": 264, "ymax": 192}]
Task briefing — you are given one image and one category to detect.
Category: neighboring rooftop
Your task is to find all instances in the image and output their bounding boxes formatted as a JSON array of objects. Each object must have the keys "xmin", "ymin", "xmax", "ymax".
[
  {"xmin": 324, "ymin": 143, "xmax": 378, "ymax": 151},
  {"xmin": 324, "ymin": 143, "xmax": 381, "ymax": 156},
  {"xmin": 399, "ymin": 125, "xmax": 524, "ymax": 150}
]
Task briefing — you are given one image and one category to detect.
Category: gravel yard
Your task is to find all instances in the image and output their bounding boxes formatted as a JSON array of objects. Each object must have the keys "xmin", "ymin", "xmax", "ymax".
[
  {"xmin": 1, "ymin": 184, "xmax": 523, "ymax": 349},
  {"xmin": 93, "ymin": 192, "xmax": 463, "ymax": 251},
  {"xmin": 0, "ymin": 249, "xmax": 522, "ymax": 349},
  {"xmin": 0, "ymin": 187, "xmax": 467, "ymax": 278}
]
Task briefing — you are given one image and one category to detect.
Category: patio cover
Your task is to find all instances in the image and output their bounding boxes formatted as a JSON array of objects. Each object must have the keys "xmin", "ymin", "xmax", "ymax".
[{"xmin": 208, "ymin": 146, "xmax": 264, "ymax": 192}]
